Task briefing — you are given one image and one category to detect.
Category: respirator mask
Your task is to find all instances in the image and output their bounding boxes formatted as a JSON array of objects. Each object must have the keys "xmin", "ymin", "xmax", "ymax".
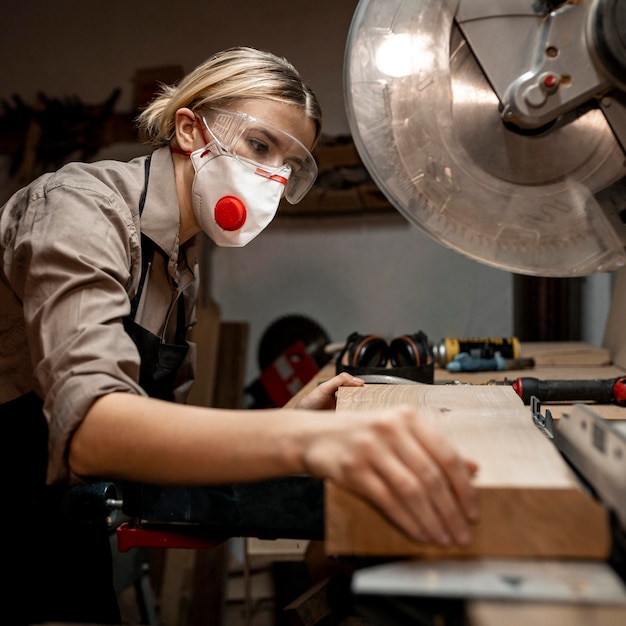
[{"xmin": 189, "ymin": 108, "xmax": 318, "ymax": 247}]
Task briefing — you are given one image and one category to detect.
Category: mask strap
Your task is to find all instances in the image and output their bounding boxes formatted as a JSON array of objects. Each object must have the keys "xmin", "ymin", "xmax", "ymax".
[{"xmin": 170, "ymin": 146, "xmax": 191, "ymax": 156}]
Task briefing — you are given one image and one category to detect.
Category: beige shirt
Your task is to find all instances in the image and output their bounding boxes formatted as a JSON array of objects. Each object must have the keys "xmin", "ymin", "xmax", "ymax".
[{"xmin": 0, "ymin": 147, "xmax": 198, "ymax": 483}]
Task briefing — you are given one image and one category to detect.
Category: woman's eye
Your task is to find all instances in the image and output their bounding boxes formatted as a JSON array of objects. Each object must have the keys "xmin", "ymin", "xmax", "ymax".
[{"xmin": 247, "ymin": 138, "xmax": 269, "ymax": 156}]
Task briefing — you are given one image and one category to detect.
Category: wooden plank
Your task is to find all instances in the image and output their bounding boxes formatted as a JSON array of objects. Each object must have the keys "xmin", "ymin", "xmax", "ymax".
[
  {"xmin": 187, "ymin": 300, "xmax": 221, "ymax": 408},
  {"xmin": 520, "ymin": 341, "xmax": 611, "ymax": 367},
  {"xmin": 326, "ymin": 384, "xmax": 610, "ymax": 559},
  {"xmin": 604, "ymin": 267, "xmax": 626, "ymax": 370},
  {"xmin": 212, "ymin": 321, "xmax": 249, "ymax": 409},
  {"xmin": 283, "ymin": 578, "xmax": 335, "ymax": 626},
  {"xmin": 434, "ymin": 364, "xmax": 626, "ymax": 421},
  {"xmin": 159, "ymin": 549, "xmax": 196, "ymax": 626},
  {"xmin": 246, "ymin": 537, "xmax": 309, "ymax": 561},
  {"xmin": 288, "ymin": 362, "xmax": 626, "ymax": 423},
  {"xmin": 467, "ymin": 601, "xmax": 626, "ymax": 626}
]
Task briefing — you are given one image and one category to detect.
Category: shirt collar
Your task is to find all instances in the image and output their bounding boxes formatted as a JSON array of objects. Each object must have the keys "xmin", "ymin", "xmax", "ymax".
[{"xmin": 140, "ymin": 147, "xmax": 197, "ymax": 282}]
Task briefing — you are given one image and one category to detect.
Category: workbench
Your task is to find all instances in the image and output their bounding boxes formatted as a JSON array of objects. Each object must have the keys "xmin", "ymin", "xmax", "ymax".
[
  {"xmin": 295, "ymin": 340, "xmax": 626, "ymax": 626},
  {"xmin": 117, "ymin": 339, "xmax": 626, "ymax": 625}
]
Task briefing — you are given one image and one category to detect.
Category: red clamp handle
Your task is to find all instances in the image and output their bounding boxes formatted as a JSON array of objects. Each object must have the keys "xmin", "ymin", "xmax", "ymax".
[
  {"xmin": 511, "ymin": 375, "xmax": 626, "ymax": 405},
  {"xmin": 612, "ymin": 376, "xmax": 626, "ymax": 406},
  {"xmin": 116, "ymin": 521, "xmax": 226, "ymax": 552}
]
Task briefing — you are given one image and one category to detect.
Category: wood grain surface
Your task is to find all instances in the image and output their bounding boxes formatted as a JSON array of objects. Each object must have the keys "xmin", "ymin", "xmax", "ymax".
[{"xmin": 326, "ymin": 384, "xmax": 610, "ymax": 559}]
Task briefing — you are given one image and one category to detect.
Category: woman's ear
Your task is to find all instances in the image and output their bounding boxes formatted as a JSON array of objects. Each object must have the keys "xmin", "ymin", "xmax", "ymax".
[{"xmin": 174, "ymin": 107, "xmax": 201, "ymax": 152}]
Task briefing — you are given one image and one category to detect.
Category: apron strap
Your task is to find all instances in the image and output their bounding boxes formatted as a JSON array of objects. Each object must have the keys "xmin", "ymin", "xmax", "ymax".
[{"xmin": 129, "ymin": 155, "xmax": 153, "ymax": 320}]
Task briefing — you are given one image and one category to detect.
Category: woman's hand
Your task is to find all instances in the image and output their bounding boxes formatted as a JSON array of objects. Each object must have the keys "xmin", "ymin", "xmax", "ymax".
[
  {"xmin": 294, "ymin": 372, "xmax": 364, "ymax": 410},
  {"xmin": 302, "ymin": 404, "xmax": 480, "ymax": 547}
]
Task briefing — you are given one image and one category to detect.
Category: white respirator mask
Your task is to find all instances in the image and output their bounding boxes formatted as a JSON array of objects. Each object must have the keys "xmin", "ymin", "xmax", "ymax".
[{"xmin": 188, "ymin": 109, "xmax": 318, "ymax": 248}]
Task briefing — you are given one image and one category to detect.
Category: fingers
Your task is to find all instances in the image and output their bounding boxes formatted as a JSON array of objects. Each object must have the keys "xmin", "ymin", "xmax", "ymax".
[
  {"xmin": 368, "ymin": 425, "xmax": 475, "ymax": 546},
  {"xmin": 295, "ymin": 373, "xmax": 363, "ymax": 410},
  {"xmin": 350, "ymin": 468, "xmax": 433, "ymax": 543},
  {"xmin": 346, "ymin": 406, "xmax": 479, "ymax": 547},
  {"xmin": 303, "ymin": 402, "xmax": 479, "ymax": 547},
  {"xmin": 410, "ymin": 416, "xmax": 480, "ymax": 527},
  {"xmin": 317, "ymin": 373, "xmax": 364, "ymax": 393},
  {"xmin": 464, "ymin": 458, "xmax": 480, "ymax": 477}
]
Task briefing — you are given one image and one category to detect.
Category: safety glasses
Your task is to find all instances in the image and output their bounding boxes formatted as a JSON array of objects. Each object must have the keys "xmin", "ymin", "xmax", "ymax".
[{"xmin": 200, "ymin": 108, "xmax": 318, "ymax": 204}]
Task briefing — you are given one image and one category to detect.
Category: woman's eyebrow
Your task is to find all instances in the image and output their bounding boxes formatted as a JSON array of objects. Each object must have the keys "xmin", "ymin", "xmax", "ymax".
[
  {"xmin": 248, "ymin": 125, "xmax": 306, "ymax": 165},
  {"xmin": 248, "ymin": 125, "xmax": 290, "ymax": 150}
]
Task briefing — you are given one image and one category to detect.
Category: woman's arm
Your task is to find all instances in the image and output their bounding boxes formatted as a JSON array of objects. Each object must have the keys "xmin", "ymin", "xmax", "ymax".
[{"xmin": 70, "ymin": 389, "xmax": 479, "ymax": 547}]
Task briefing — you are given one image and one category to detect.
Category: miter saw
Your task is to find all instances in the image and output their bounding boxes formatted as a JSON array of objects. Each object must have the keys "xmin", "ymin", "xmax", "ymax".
[
  {"xmin": 344, "ymin": 0, "xmax": 626, "ymax": 619},
  {"xmin": 344, "ymin": 0, "xmax": 626, "ymax": 277}
]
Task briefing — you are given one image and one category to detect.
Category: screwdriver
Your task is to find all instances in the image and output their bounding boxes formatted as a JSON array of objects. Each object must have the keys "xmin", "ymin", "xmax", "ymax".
[{"xmin": 502, "ymin": 375, "xmax": 626, "ymax": 406}]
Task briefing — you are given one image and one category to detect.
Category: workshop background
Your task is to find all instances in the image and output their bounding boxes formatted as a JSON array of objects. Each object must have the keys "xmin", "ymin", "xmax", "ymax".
[
  {"xmin": 0, "ymin": 0, "xmax": 612, "ymax": 386},
  {"xmin": 2, "ymin": 2, "xmax": 624, "ymax": 625}
]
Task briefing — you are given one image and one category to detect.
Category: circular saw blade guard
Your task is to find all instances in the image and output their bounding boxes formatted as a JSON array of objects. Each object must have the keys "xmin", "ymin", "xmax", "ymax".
[{"xmin": 344, "ymin": 0, "xmax": 626, "ymax": 276}]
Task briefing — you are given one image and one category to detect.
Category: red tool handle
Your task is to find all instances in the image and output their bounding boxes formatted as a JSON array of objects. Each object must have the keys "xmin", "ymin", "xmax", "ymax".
[
  {"xmin": 511, "ymin": 376, "xmax": 626, "ymax": 405},
  {"xmin": 116, "ymin": 522, "xmax": 225, "ymax": 552}
]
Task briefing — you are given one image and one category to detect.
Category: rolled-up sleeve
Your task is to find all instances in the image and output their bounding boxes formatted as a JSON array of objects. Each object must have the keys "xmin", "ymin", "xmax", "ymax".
[
  {"xmin": 15, "ymin": 173, "xmax": 146, "ymax": 483},
  {"xmin": 1, "ymin": 149, "xmax": 192, "ymax": 485}
]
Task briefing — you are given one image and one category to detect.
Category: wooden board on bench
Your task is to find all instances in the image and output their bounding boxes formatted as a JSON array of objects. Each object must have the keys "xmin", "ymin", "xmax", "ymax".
[
  {"xmin": 325, "ymin": 384, "xmax": 610, "ymax": 559},
  {"xmin": 521, "ymin": 341, "xmax": 611, "ymax": 367}
]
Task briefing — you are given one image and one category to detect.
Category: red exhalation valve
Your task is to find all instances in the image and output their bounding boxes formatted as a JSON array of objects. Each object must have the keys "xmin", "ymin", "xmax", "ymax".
[{"xmin": 214, "ymin": 196, "xmax": 247, "ymax": 231}]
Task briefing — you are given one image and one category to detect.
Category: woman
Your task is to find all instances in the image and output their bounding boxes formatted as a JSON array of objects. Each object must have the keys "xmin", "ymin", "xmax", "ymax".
[{"xmin": 1, "ymin": 47, "xmax": 478, "ymax": 624}]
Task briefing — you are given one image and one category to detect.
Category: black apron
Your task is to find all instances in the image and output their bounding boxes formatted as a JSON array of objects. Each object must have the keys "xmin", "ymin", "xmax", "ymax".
[
  {"xmin": 122, "ymin": 233, "xmax": 189, "ymax": 401},
  {"xmin": 123, "ymin": 154, "xmax": 189, "ymax": 401},
  {"xmin": 5, "ymin": 154, "xmax": 189, "ymax": 624}
]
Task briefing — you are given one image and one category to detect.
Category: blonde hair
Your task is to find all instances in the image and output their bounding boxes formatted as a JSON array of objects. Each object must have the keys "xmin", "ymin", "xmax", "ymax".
[{"xmin": 136, "ymin": 47, "xmax": 322, "ymax": 147}]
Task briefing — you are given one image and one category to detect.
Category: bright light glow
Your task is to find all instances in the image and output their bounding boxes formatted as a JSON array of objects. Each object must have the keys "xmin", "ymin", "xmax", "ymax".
[{"xmin": 375, "ymin": 33, "xmax": 436, "ymax": 78}]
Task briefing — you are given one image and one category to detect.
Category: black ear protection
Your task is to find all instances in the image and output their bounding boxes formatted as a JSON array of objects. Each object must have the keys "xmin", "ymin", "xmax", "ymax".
[
  {"xmin": 341, "ymin": 332, "xmax": 389, "ymax": 368},
  {"xmin": 388, "ymin": 331, "xmax": 431, "ymax": 367},
  {"xmin": 340, "ymin": 331, "xmax": 432, "ymax": 368}
]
